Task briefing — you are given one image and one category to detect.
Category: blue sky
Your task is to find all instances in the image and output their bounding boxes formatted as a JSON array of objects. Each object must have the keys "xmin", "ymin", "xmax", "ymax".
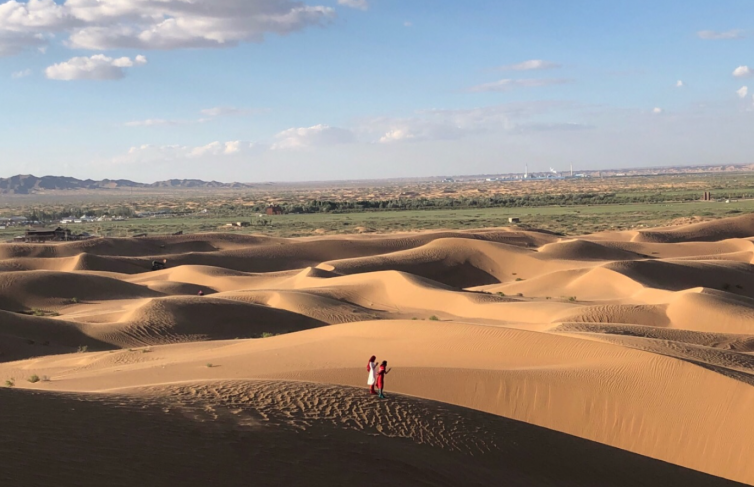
[{"xmin": 1, "ymin": 0, "xmax": 753, "ymax": 182}]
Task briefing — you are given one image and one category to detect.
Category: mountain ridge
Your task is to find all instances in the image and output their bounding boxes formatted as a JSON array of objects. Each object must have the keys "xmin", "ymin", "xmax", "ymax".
[{"xmin": 0, "ymin": 175, "xmax": 253, "ymax": 194}]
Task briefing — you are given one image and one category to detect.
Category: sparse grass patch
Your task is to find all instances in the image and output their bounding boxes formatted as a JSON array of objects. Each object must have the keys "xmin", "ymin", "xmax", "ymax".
[
  {"xmin": 77, "ymin": 345, "xmax": 88, "ymax": 353},
  {"xmin": 515, "ymin": 278, "xmax": 524, "ymax": 282},
  {"xmin": 27, "ymin": 374, "xmax": 40, "ymax": 384},
  {"xmin": 69, "ymin": 297, "xmax": 79, "ymax": 304},
  {"xmin": 497, "ymin": 292, "xmax": 505, "ymax": 297},
  {"xmin": 568, "ymin": 296, "xmax": 577, "ymax": 302},
  {"xmin": 31, "ymin": 308, "xmax": 60, "ymax": 317},
  {"xmin": 206, "ymin": 363, "xmax": 214, "ymax": 368},
  {"xmin": 260, "ymin": 332, "xmax": 278, "ymax": 338},
  {"xmin": 429, "ymin": 315, "xmax": 440, "ymax": 321},
  {"xmin": 4, "ymin": 379, "xmax": 14, "ymax": 388}
]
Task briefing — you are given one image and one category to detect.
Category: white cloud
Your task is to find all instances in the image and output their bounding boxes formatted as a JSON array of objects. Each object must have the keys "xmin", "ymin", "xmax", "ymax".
[
  {"xmin": 338, "ymin": 0, "xmax": 368, "ymax": 10},
  {"xmin": 404, "ymin": 21, "xmax": 412, "ymax": 27},
  {"xmin": 112, "ymin": 140, "xmax": 253, "ymax": 165},
  {"xmin": 733, "ymin": 66, "xmax": 752, "ymax": 78},
  {"xmin": 125, "ymin": 106, "xmax": 251, "ymax": 127},
  {"xmin": 45, "ymin": 54, "xmax": 147, "ymax": 80},
  {"xmin": 0, "ymin": 0, "xmax": 335, "ymax": 56},
  {"xmin": 365, "ymin": 102, "xmax": 581, "ymax": 144},
  {"xmin": 200, "ymin": 106, "xmax": 248, "ymax": 117},
  {"xmin": 497, "ymin": 60, "xmax": 561, "ymax": 71},
  {"xmin": 380, "ymin": 129, "xmax": 416, "ymax": 144},
  {"xmin": 469, "ymin": 78, "xmax": 571, "ymax": 92},
  {"xmin": 737, "ymin": 86, "xmax": 749, "ymax": 98},
  {"xmin": 11, "ymin": 68, "xmax": 31, "ymax": 78},
  {"xmin": 272, "ymin": 124, "xmax": 355, "ymax": 149},
  {"xmin": 124, "ymin": 119, "xmax": 195, "ymax": 127},
  {"xmin": 697, "ymin": 30, "xmax": 745, "ymax": 40},
  {"xmin": 190, "ymin": 141, "xmax": 242, "ymax": 157},
  {"xmin": 653, "ymin": 107, "xmax": 663, "ymax": 114},
  {"xmin": 676, "ymin": 80, "xmax": 684, "ymax": 88}
]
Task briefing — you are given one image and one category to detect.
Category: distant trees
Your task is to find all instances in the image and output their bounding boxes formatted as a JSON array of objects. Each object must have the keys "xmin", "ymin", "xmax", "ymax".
[{"xmin": 23, "ymin": 206, "xmax": 136, "ymax": 222}]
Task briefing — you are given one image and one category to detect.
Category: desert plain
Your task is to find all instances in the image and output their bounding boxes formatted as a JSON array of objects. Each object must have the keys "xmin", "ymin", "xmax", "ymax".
[{"xmin": 2, "ymin": 213, "xmax": 754, "ymax": 486}]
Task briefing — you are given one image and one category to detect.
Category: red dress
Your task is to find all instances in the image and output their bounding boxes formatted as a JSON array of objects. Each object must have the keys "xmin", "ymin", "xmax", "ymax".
[{"xmin": 376, "ymin": 365, "xmax": 386, "ymax": 389}]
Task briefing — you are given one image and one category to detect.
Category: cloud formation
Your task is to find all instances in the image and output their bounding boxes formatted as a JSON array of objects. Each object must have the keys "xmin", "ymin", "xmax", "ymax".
[
  {"xmin": 337, "ymin": 0, "xmax": 368, "ymax": 10},
  {"xmin": 733, "ymin": 66, "xmax": 752, "ymax": 78},
  {"xmin": 11, "ymin": 68, "xmax": 31, "ymax": 78},
  {"xmin": 113, "ymin": 140, "xmax": 253, "ymax": 166},
  {"xmin": 199, "ymin": 106, "xmax": 249, "ymax": 117},
  {"xmin": 126, "ymin": 106, "xmax": 250, "ymax": 127},
  {"xmin": 45, "ymin": 54, "xmax": 146, "ymax": 80},
  {"xmin": 497, "ymin": 59, "xmax": 561, "ymax": 71},
  {"xmin": 0, "ymin": 0, "xmax": 335, "ymax": 55},
  {"xmin": 697, "ymin": 30, "xmax": 745, "ymax": 40},
  {"xmin": 676, "ymin": 80, "xmax": 684, "ymax": 88},
  {"xmin": 737, "ymin": 86, "xmax": 749, "ymax": 98},
  {"xmin": 272, "ymin": 124, "xmax": 355, "ymax": 149},
  {"xmin": 124, "ymin": 119, "xmax": 193, "ymax": 127},
  {"xmin": 469, "ymin": 78, "xmax": 571, "ymax": 93},
  {"xmin": 365, "ymin": 102, "xmax": 580, "ymax": 144},
  {"xmin": 653, "ymin": 107, "xmax": 663, "ymax": 114}
]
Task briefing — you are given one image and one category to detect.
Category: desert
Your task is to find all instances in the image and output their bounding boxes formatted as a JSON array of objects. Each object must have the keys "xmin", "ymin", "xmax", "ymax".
[{"xmin": 1, "ymin": 214, "xmax": 754, "ymax": 486}]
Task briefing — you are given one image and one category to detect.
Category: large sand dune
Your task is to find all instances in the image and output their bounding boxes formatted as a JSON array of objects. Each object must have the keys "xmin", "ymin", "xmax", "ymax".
[{"xmin": 2, "ymin": 214, "xmax": 754, "ymax": 485}]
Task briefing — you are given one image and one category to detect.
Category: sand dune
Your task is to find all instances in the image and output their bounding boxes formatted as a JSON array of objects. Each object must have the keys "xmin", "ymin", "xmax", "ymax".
[
  {"xmin": 0, "ymin": 270, "xmax": 161, "ymax": 312},
  {"xmin": 2, "ymin": 215, "xmax": 754, "ymax": 485},
  {"xmin": 1, "ymin": 382, "xmax": 738, "ymax": 487},
  {"xmin": 4, "ymin": 320, "xmax": 753, "ymax": 484},
  {"xmin": 633, "ymin": 213, "xmax": 754, "ymax": 243}
]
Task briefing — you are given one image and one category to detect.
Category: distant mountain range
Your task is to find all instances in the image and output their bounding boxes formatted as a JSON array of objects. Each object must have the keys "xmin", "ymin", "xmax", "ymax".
[{"xmin": 0, "ymin": 175, "xmax": 253, "ymax": 194}]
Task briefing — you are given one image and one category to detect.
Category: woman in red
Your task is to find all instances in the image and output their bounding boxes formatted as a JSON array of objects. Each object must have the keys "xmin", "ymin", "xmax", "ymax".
[{"xmin": 376, "ymin": 360, "xmax": 390, "ymax": 399}]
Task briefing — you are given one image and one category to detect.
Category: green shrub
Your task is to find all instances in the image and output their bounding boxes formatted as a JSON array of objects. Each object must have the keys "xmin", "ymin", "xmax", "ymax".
[
  {"xmin": 568, "ymin": 296, "xmax": 577, "ymax": 302},
  {"xmin": 4, "ymin": 379, "xmax": 14, "ymax": 388},
  {"xmin": 429, "ymin": 315, "xmax": 440, "ymax": 321},
  {"xmin": 260, "ymin": 332, "xmax": 277, "ymax": 338},
  {"xmin": 31, "ymin": 308, "xmax": 59, "ymax": 317},
  {"xmin": 77, "ymin": 345, "xmax": 88, "ymax": 353},
  {"xmin": 28, "ymin": 375, "xmax": 40, "ymax": 384}
]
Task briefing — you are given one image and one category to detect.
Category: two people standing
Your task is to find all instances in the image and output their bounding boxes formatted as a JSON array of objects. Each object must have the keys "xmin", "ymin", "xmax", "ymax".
[{"xmin": 367, "ymin": 355, "xmax": 390, "ymax": 399}]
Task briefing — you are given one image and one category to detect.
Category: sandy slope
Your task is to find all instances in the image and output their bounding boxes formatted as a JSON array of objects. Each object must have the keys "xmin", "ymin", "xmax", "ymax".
[
  {"xmin": 2, "ymin": 214, "xmax": 754, "ymax": 485},
  {"xmin": 1, "ymin": 382, "xmax": 738, "ymax": 487}
]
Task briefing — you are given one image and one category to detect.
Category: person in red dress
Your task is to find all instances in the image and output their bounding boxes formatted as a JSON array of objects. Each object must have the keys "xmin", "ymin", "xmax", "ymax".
[{"xmin": 376, "ymin": 360, "xmax": 390, "ymax": 399}]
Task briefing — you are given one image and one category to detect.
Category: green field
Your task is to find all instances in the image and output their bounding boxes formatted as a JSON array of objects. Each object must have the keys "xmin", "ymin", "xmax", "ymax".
[{"xmin": 4, "ymin": 199, "xmax": 751, "ymax": 240}]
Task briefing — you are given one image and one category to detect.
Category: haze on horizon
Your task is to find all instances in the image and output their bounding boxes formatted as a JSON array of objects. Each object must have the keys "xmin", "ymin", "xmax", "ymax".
[{"xmin": 1, "ymin": 0, "xmax": 753, "ymax": 183}]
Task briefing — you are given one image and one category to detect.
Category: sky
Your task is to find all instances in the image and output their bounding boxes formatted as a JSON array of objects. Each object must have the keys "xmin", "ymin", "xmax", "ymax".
[{"xmin": 1, "ymin": 0, "xmax": 753, "ymax": 183}]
